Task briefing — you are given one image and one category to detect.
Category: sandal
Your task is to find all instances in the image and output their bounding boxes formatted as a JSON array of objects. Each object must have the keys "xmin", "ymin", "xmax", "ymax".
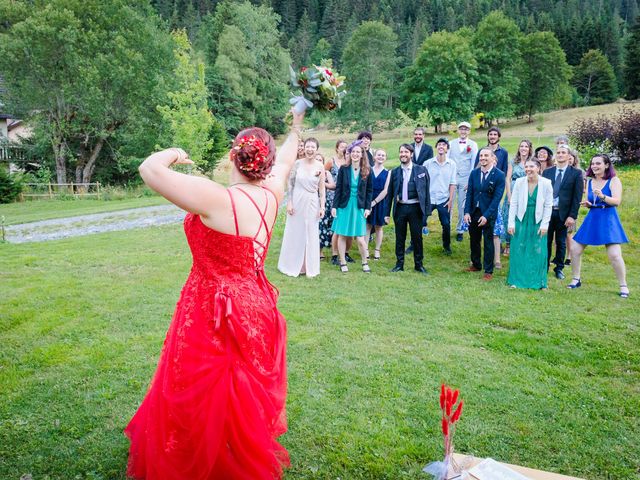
[
  {"xmin": 567, "ymin": 278, "xmax": 581, "ymax": 289},
  {"xmin": 362, "ymin": 262, "xmax": 371, "ymax": 273},
  {"xmin": 340, "ymin": 263, "xmax": 348, "ymax": 273},
  {"xmin": 373, "ymin": 249, "xmax": 381, "ymax": 260},
  {"xmin": 619, "ymin": 285, "xmax": 629, "ymax": 299},
  {"xmin": 504, "ymin": 246, "xmax": 510, "ymax": 257},
  {"xmin": 495, "ymin": 262, "xmax": 502, "ymax": 270}
]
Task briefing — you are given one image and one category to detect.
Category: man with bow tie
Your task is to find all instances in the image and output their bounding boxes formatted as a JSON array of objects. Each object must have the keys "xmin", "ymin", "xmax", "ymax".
[
  {"xmin": 385, "ymin": 144, "xmax": 431, "ymax": 275},
  {"xmin": 449, "ymin": 121, "xmax": 479, "ymax": 242},
  {"xmin": 463, "ymin": 148, "xmax": 505, "ymax": 280}
]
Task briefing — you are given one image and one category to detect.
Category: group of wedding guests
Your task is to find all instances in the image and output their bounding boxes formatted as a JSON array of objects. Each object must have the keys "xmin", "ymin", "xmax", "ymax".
[{"xmin": 277, "ymin": 125, "xmax": 630, "ymax": 297}]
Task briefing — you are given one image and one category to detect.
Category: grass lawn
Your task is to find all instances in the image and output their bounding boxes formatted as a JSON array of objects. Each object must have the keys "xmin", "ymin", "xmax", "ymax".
[
  {"xmin": 0, "ymin": 196, "xmax": 169, "ymax": 226},
  {"xmin": 1, "ymin": 164, "xmax": 638, "ymax": 479}
]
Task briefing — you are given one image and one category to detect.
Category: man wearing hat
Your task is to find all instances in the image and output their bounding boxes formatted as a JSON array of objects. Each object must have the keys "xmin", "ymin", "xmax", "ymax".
[
  {"xmin": 425, "ymin": 138, "xmax": 457, "ymax": 255},
  {"xmin": 449, "ymin": 121, "xmax": 479, "ymax": 242}
]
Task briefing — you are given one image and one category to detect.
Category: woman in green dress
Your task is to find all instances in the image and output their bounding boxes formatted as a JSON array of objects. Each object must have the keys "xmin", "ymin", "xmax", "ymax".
[{"xmin": 507, "ymin": 158, "xmax": 554, "ymax": 289}]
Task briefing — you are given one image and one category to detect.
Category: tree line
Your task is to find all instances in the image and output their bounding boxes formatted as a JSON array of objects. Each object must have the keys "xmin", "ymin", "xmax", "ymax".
[{"xmin": 1, "ymin": 0, "xmax": 639, "ymax": 186}]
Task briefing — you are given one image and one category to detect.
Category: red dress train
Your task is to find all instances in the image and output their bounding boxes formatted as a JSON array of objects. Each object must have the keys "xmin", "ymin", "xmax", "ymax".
[{"xmin": 125, "ymin": 187, "xmax": 289, "ymax": 479}]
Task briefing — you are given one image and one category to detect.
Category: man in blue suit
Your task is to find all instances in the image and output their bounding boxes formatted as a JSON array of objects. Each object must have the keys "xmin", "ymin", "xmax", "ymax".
[{"xmin": 463, "ymin": 148, "xmax": 506, "ymax": 280}]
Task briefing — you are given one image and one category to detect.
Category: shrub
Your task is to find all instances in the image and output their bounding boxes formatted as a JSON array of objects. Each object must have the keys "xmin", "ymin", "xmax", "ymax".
[
  {"xmin": 0, "ymin": 169, "xmax": 23, "ymax": 203},
  {"xmin": 568, "ymin": 108, "xmax": 640, "ymax": 165},
  {"xmin": 611, "ymin": 107, "xmax": 640, "ymax": 165}
]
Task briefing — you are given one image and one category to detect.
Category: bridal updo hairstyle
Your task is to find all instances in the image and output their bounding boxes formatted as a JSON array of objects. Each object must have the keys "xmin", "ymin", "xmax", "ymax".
[{"xmin": 230, "ymin": 127, "xmax": 276, "ymax": 181}]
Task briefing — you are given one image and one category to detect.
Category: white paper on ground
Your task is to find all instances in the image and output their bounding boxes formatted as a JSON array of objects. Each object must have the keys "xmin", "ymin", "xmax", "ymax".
[{"xmin": 468, "ymin": 458, "xmax": 532, "ymax": 480}]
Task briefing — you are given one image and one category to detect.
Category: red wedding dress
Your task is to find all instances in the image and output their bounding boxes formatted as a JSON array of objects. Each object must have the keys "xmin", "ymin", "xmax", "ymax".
[{"xmin": 125, "ymin": 187, "xmax": 289, "ymax": 480}]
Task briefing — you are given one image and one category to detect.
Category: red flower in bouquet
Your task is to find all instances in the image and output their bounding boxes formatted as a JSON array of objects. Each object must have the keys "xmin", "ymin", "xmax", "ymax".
[{"xmin": 290, "ymin": 60, "xmax": 346, "ymax": 112}]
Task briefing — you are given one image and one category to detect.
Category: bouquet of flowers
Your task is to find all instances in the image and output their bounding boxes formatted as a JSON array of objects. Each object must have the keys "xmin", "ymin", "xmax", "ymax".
[
  {"xmin": 289, "ymin": 61, "xmax": 346, "ymax": 113},
  {"xmin": 423, "ymin": 384, "xmax": 464, "ymax": 480}
]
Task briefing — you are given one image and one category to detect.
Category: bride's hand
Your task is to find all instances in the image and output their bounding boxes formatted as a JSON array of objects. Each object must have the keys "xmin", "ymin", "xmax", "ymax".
[
  {"xmin": 170, "ymin": 148, "xmax": 194, "ymax": 165},
  {"xmin": 291, "ymin": 107, "xmax": 305, "ymax": 129}
]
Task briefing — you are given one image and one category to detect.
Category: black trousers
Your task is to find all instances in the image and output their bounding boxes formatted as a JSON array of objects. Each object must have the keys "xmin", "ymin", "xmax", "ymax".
[
  {"xmin": 432, "ymin": 201, "xmax": 451, "ymax": 250},
  {"xmin": 547, "ymin": 209, "xmax": 568, "ymax": 272},
  {"xmin": 394, "ymin": 203, "xmax": 424, "ymax": 268},
  {"xmin": 468, "ymin": 208, "xmax": 495, "ymax": 273}
]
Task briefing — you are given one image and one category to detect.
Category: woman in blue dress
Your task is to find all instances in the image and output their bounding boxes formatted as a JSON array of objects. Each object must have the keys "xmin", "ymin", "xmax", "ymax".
[
  {"xmin": 366, "ymin": 149, "xmax": 391, "ymax": 261},
  {"xmin": 568, "ymin": 154, "xmax": 629, "ymax": 298},
  {"xmin": 331, "ymin": 141, "xmax": 373, "ymax": 273}
]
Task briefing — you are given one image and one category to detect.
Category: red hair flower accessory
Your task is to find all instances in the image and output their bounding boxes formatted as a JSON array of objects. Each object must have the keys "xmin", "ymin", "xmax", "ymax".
[{"xmin": 234, "ymin": 135, "xmax": 269, "ymax": 173}]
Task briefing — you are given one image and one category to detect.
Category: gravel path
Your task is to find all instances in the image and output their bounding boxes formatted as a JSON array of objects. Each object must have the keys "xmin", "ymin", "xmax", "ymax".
[{"xmin": 5, "ymin": 205, "xmax": 186, "ymax": 243}]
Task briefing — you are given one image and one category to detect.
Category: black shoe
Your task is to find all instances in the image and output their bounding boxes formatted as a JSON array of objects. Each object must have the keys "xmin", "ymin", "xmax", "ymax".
[
  {"xmin": 345, "ymin": 253, "xmax": 355, "ymax": 263},
  {"xmin": 555, "ymin": 270, "xmax": 565, "ymax": 280},
  {"xmin": 565, "ymin": 258, "xmax": 572, "ymax": 266},
  {"xmin": 331, "ymin": 255, "xmax": 339, "ymax": 266},
  {"xmin": 415, "ymin": 266, "xmax": 428, "ymax": 275},
  {"xmin": 456, "ymin": 233, "xmax": 463, "ymax": 242},
  {"xmin": 443, "ymin": 248, "xmax": 452, "ymax": 256},
  {"xmin": 390, "ymin": 265, "xmax": 404, "ymax": 272},
  {"xmin": 405, "ymin": 245, "xmax": 414, "ymax": 254}
]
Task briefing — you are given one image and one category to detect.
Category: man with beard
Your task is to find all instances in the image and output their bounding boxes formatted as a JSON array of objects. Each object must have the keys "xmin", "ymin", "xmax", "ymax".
[
  {"xmin": 411, "ymin": 127, "xmax": 433, "ymax": 166},
  {"xmin": 474, "ymin": 126, "xmax": 508, "ymax": 173},
  {"xmin": 385, "ymin": 144, "xmax": 431, "ymax": 275}
]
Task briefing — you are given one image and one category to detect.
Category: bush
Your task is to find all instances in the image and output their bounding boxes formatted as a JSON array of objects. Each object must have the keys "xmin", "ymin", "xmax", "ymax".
[
  {"xmin": 611, "ymin": 107, "xmax": 640, "ymax": 165},
  {"xmin": 0, "ymin": 169, "xmax": 23, "ymax": 203},
  {"xmin": 568, "ymin": 107, "xmax": 640, "ymax": 165}
]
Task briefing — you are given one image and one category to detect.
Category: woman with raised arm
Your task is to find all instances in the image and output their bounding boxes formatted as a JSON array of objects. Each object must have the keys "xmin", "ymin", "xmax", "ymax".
[
  {"xmin": 568, "ymin": 153, "xmax": 629, "ymax": 298},
  {"xmin": 125, "ymin": 108, "xmax": 306, "ymax": 479},
  {"xmin": 277, "ymin": 137, "xmax": 326, "ymax": 277}
]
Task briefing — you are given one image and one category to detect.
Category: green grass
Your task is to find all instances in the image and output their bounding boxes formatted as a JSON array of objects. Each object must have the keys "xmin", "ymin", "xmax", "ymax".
[
  {"xmin": 0, "ymin": 196, "xmax": 169, "ymax": 226},
  {"xmin": 1, "ymin": 169, "xmax": 638, "ymax": 479}
]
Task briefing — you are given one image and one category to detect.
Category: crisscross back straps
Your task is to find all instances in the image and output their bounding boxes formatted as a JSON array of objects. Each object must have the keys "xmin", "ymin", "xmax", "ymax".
[
  {"xmin": 227, "ymin": 189, "xmax": 240, "ymax": 236},
  {"xmin": 231, "ymin": 186, "xmax": 276, "ymax": 268}
]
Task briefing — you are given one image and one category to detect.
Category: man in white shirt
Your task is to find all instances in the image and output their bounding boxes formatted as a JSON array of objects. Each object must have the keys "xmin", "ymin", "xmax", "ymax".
[
  {"xmin": 448, "ymin": 121, "xmax": 478, "ymax": 242},
  {"xmin": 424, "ymin": 138, "xmax": 457, "ymax": 255}
]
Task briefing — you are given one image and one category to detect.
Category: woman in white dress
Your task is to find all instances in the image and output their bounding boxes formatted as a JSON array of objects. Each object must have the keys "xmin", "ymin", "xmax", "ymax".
[{"xmin": 278, "ymin": 137, "xmax": 326, "ymax": 277}]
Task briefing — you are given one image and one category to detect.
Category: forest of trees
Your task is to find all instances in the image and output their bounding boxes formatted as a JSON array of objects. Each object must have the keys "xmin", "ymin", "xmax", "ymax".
[{"xmin": 1, "ymin": 0, "xmax": 639, "ymax": 184}]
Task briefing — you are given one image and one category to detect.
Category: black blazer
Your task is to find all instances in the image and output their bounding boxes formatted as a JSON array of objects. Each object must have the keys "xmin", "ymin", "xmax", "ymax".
[
  {"xmin": 542, "ymin": 165, "xmax": 583, "ymax": 221},
  {"xmin": 385, "ymin": 164, "xmax": 431, "ymax": 224},
  {"xmin": 412, "ymin": 142, "xmax": 434, "ymax": 166},
  {"xmin": 464, "ymin": 167, "xmax": 506, "ymax": 221},
  {"xmin": 333, "ymin": 165, "xmax": 373, "ymax": 210}
]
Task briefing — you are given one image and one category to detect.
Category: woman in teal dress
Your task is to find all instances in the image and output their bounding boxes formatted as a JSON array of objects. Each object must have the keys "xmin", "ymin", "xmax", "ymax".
[
  {"xmin": 507, "ymin": 158, "xmax": 553, "ymax": 289},
  {"xmin": 331, "ymin": 142, "xmax": 373, "ymax": 273},
  {"xmin": 503, "ymin": 139, "xmax": 532, "ymax": 256}
]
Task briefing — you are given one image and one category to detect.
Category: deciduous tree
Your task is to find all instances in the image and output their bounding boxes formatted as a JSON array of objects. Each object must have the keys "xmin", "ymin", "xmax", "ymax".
[{"xmin": 572, "ymin": 49, "xmax": 618, "ymax": 105}]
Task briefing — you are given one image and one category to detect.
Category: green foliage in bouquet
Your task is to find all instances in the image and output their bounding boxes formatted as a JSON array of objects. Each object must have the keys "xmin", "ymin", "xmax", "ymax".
[{"xmin": 289, "ymin": 60, "xmax": 346, "ymax": 111}]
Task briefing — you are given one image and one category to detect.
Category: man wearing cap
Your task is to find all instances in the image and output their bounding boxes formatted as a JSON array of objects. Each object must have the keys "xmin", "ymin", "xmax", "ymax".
[
  {"xmin": 411, "ymin": 127, "xmax": 434, "ymax": 166},
  {"xmin": 425, "ymin": 138, "xmax": 457, "ymax": 255},
  {"xmin": 474, "ymin": 127, "xmax": 508, "ymax": 174},
  {"xmin": 385, "ymin": 144, "xmax": 431, "ymax": 274},
  {"xmin": 449, "ymin": 121, "xmax": 479, "ymax": 242}
]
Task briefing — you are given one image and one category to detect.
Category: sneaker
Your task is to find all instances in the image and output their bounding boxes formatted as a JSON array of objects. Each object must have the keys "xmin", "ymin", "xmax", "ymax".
[
  {"xmin": 331, "ymin": 255, "xmax": 339, "ymax": 266},
  {"xmin": 345, "ymin": 253, "xmax": 355, "ymax": 263},
  {"xmin": 482, "ymin": 273, "xmax": 493, "ymax": 281},
  {"xmin": 456, "ymin": 233, "xmax": 463, "ymax": 242}
]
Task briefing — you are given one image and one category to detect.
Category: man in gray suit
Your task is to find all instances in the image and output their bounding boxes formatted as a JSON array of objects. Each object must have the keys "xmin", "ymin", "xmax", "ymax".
[{"xmin": 448, "ymin": 121, "xmax": 478, "ymax": 242}]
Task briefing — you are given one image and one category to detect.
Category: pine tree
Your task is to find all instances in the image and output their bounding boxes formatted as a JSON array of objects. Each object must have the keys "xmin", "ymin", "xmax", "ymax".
[
  {"xmin": 623, "ymin": 16, "xmax": 640, "ymax": 99},
  {"xmin": 288, "ymin": 10, "xmax": 316, "ymax": 67}
]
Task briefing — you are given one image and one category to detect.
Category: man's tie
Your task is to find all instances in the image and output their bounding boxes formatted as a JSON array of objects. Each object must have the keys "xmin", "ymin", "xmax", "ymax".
[
  {"xmin": 553, "ymin": 169, "xmax": 564, "ymax": 197},
  {"xmin": 402, "ymin": 168, "xmax": 409, "ymax": 202},
  {"xmin": 481, "ymin": 171, "xmax": 487, "ymax": 186}
]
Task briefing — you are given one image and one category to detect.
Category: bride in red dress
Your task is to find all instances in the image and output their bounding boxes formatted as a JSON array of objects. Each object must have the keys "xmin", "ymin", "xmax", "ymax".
[{"xmin": 124, "ymin": 109, "xmax": 305, "ymax": 479}]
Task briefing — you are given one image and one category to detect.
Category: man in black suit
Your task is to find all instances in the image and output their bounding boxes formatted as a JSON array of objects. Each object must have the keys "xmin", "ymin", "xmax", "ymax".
[
  {"xmin": 411, "ymin": 127, "xmax": 434, "ymax": 166},
  {"xmin": 542, "ymin": 144, "xmax": 583, "ymax": 279},
  {"xmin": 463, "ymin": 148, "xmax": 506, "ymax": 280},
  {"xmin": 385, "ymin": 144, "xmax": 431, "ymax": 274}
]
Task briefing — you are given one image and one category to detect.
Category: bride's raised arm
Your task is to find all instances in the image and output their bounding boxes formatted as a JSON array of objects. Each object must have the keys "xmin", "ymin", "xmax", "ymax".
[{"xmin": 264, "ymin": 108, "xmax": 306, "ymax": 202}]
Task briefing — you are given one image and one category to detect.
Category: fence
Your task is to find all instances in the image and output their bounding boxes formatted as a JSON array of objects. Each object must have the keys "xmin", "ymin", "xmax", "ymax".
[
  {"xmin": 20, "ymin": 182, "xmax": 102, "ymax": 200},
  {"xmin": 0, "ymin": 144, "xmax": 26, "ymax": 162}
]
